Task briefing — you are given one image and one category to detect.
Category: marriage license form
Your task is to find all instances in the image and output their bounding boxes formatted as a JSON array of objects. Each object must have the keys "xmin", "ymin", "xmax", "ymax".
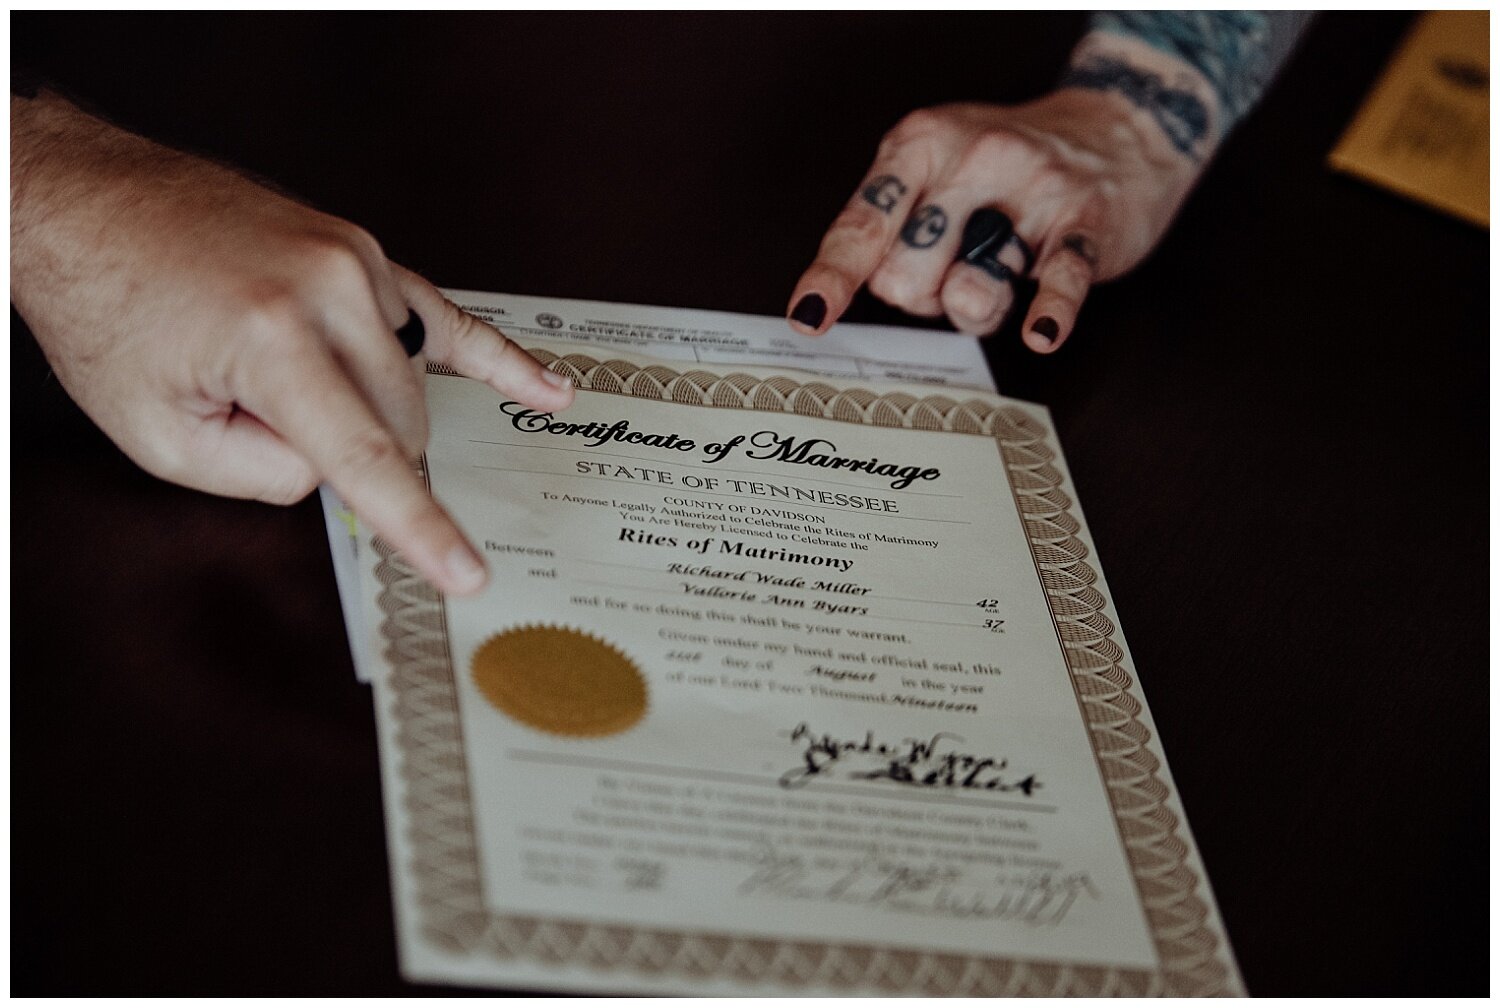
[{"xmin": 328, "ymin": 293, "xmax": 1241, "ymax": 996}]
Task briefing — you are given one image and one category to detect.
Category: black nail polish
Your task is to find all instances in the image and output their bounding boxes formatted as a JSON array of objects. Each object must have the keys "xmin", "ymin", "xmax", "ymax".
[
  {"xmin": 1031, "ymin": 316, "xmax": 1060, "ymax": 344},
  {"xmin": 791, "ymin": 293, "xmax": 827, "ymax": 330},
  {"xmin": 395, "ymin": 309, "xmax": 426, "ymax": 357}
]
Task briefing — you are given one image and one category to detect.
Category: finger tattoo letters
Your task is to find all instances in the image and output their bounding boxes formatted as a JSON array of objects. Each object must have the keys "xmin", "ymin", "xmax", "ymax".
[
  {"xmin": 1061, "ymin": 233, "xmax": 1101, "ymax": 271},
  {"xmin": 958, "ymin": 208, "xmax": 1028, "ymax": 283},
  {"xmin": 900, "ymin": 205, "xmax": 948, "ymax": 249},
  {"xmin": 861, "ymin": 174, "xmax": 908, "ymax": 214}
]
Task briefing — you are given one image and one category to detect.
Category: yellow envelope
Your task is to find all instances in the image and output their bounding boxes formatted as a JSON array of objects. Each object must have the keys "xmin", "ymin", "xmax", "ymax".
[{"xmin": 1329, "ymin": 10, "xmax": 1489, "ymax": 227}]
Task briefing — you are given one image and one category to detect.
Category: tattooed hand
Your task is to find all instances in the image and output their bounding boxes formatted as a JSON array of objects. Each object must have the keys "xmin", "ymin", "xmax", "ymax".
[{"xmin": 788, "ymin": 26, "xmax": 1253, "ymax": 352}]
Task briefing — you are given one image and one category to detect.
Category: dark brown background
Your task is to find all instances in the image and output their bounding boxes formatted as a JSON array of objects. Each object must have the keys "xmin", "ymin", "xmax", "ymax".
[{"xmin": 11, "ymin": 12, "xmax": 1488, "ymax": 996}]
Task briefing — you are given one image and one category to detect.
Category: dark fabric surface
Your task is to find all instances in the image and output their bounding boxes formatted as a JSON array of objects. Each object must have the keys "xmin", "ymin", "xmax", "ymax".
[{"xmin": 11, "ymin": 13, "xmax": 1487, "ymax": 995}]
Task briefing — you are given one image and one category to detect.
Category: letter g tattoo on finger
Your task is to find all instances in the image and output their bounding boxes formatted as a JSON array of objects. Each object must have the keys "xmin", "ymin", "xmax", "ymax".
[{"xmin": 861, "ymin": 174, "xmax": 908, "ymax": 214}]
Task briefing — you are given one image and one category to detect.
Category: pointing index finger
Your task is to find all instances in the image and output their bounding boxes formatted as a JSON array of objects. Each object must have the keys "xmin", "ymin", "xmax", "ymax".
[{"xmin": 246, "ymin": 339, "xmax": 489, "ymax": 596}]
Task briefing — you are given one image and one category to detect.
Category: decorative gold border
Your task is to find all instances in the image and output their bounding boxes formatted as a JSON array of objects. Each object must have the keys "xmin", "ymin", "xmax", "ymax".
[{"xmin": 374, "ymin": 352, "xmax": 1234, "ymax": 996}]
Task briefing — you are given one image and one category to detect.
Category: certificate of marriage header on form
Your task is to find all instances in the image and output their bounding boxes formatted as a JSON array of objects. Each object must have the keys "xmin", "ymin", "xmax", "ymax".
[{"xmin": 321, "ymin": 289, "xmax": 998, "ymax": 679}]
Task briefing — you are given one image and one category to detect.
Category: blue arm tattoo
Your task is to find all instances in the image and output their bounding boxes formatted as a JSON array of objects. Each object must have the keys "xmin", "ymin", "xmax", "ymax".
[
  {"xmin": 1091, "ymin": 11, "xmax": 1309, "ymax": 124},
  {"xmin": 1061, "ymin": 11, "xmax": 1312, "ymax": 157},
  {"xmin": 1060, "ymin": 54, "xmax": 1212, "ymax": 158}
]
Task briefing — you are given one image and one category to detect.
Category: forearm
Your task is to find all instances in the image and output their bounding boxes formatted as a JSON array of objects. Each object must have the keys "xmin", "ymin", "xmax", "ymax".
[
  {"xmin": 11, "ymin": 90, "xmax": 279, "ymax": 350},
  {"xmin": 12, "ymin": 93, "xmax": 171, "ymax": 318},
  {"xmin": 12, "ymin": 92, "xmax": 108, "ymax": 331},
  {"xmin": 12, "ymin": 92, "xmax": 88, "ymax": 268},
  {"xmin": 1061, "ymin": 11, "xmax": 1312, "ymax": 161}
]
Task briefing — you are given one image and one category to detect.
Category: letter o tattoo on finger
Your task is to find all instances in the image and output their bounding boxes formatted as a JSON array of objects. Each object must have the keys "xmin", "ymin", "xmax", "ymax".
[{"xmin": 900, "ymin": 205, "xmax": 948, "ymax": 249}]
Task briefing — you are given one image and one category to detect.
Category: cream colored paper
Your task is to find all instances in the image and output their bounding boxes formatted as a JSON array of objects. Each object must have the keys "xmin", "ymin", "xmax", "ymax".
[
  {"xmin": 323, "ymin": 290, "xmax": 996, "ymax": 683},
  {"xmin": 353, "ymin": 341, "xmax": 1242, "ymax": 995}
]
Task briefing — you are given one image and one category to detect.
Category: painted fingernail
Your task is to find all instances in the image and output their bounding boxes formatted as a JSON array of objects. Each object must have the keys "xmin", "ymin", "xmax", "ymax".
[
  {"xmin": 1031, "ymin": 317, "xmax": 1060, "ymax": 344},
  {"xmin": 395, "ymin": 309, "xmax": 426, "ymax": 357},
  {"xmin": 791, "ymin": 293, "xmax": 827, "ymax": 330},
  {"xmin": 541, "ymin": 368, "xmax": 573, "ymax": 391},
  {"xmin": 446, "ymin": 544, "xmax": 487, "ymax": 593}
]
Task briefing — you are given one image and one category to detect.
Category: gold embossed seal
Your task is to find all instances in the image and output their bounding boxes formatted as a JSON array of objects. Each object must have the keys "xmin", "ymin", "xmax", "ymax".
[{"xmin": 470, "ymin": 625, "xmax": 647, "ymax": 737}]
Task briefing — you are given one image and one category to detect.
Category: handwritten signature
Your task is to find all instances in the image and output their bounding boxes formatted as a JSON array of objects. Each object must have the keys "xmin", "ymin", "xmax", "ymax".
[
  {"xmin": 738, "ymin": 845, "xmax": 1096, "ymax": 925},
  {"xmin": 779, "ymin": 722, "xmax": 1041, "ymax": 797}
]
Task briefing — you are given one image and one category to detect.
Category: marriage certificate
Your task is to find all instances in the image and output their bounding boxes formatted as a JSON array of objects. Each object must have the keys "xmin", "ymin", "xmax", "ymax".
[{"xmin": 343, "ymin": 299, "xmax": 1241, "ymax": 996}]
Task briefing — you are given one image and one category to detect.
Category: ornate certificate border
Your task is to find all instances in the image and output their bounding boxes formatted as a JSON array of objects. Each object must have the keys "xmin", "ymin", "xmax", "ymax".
[{"xmin": 374, "ymin": 352, "xmax": 1235, "ymax": 996}]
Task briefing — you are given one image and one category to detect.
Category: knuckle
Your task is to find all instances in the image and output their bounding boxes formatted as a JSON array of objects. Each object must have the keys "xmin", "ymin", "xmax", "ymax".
[
  {"xmin": 297, "ymin": 232, "xmax": 371, "ymax": 292},
  {"xmin": 867, "ymin": 264, "xmax": 920, "ymax": 308},
  {"xmin": 141, "ymin": 421, "xmax": 219, "ymax": 492},
  {"xmin": 333, "ymin": 426, "xmax": 406, "ymax": 477},
  {"xmin": 1030, "ymin": 166, "xmax": 1072, "ymax": 200},
  {"xmin": 945, "ymin": 271, "xmax": 1004, "ymax": 324},
  {"xmin": 964, "ymin": 129, "xmax": 1030, "ymax": 172},
  {"xmin": 339, "ymin": 222, "xmax": 385, "ymax": 264},
  {"xmin": 887, "ymin": 107, "xmax": 942, "ymax": 147},
  {"xmin": 257, "ymin": 466, "xmax": 319, "ymax": 507},
  {"xmin": 236, "ymin": 285, "xmax": 307, "ymax": 351},
  {"xmin": 446, "ymin": 302, "xmax": 503, "ymax": 365},
  {"xmin": 826, "ymin": 206, "xmax": 888, "ymax": 249},
  {"xmin": 448, "ymin": 301, "xmax": 487, "ymax": 346},
  {"xmin": 866, "ymin": 266, "xmax": 900, "ymax": 305},
  {"xmin": 234, "ymin": 321, "xmax": 320, "ymax": 399},
  {"xmin": 1088, "ymin": 178, "xmax": 1123, "ymax": 207},
  {"xmin": 142, "ymin": 438, "xmax": 192, "ymax": 487},
  {"xmin": 1052, "ymin": 243, "xmax": 1099, "ymax": 284},
  {"xmin": 1066, "ymin": 185, "xmax": 1117, "ymax": 231}
]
